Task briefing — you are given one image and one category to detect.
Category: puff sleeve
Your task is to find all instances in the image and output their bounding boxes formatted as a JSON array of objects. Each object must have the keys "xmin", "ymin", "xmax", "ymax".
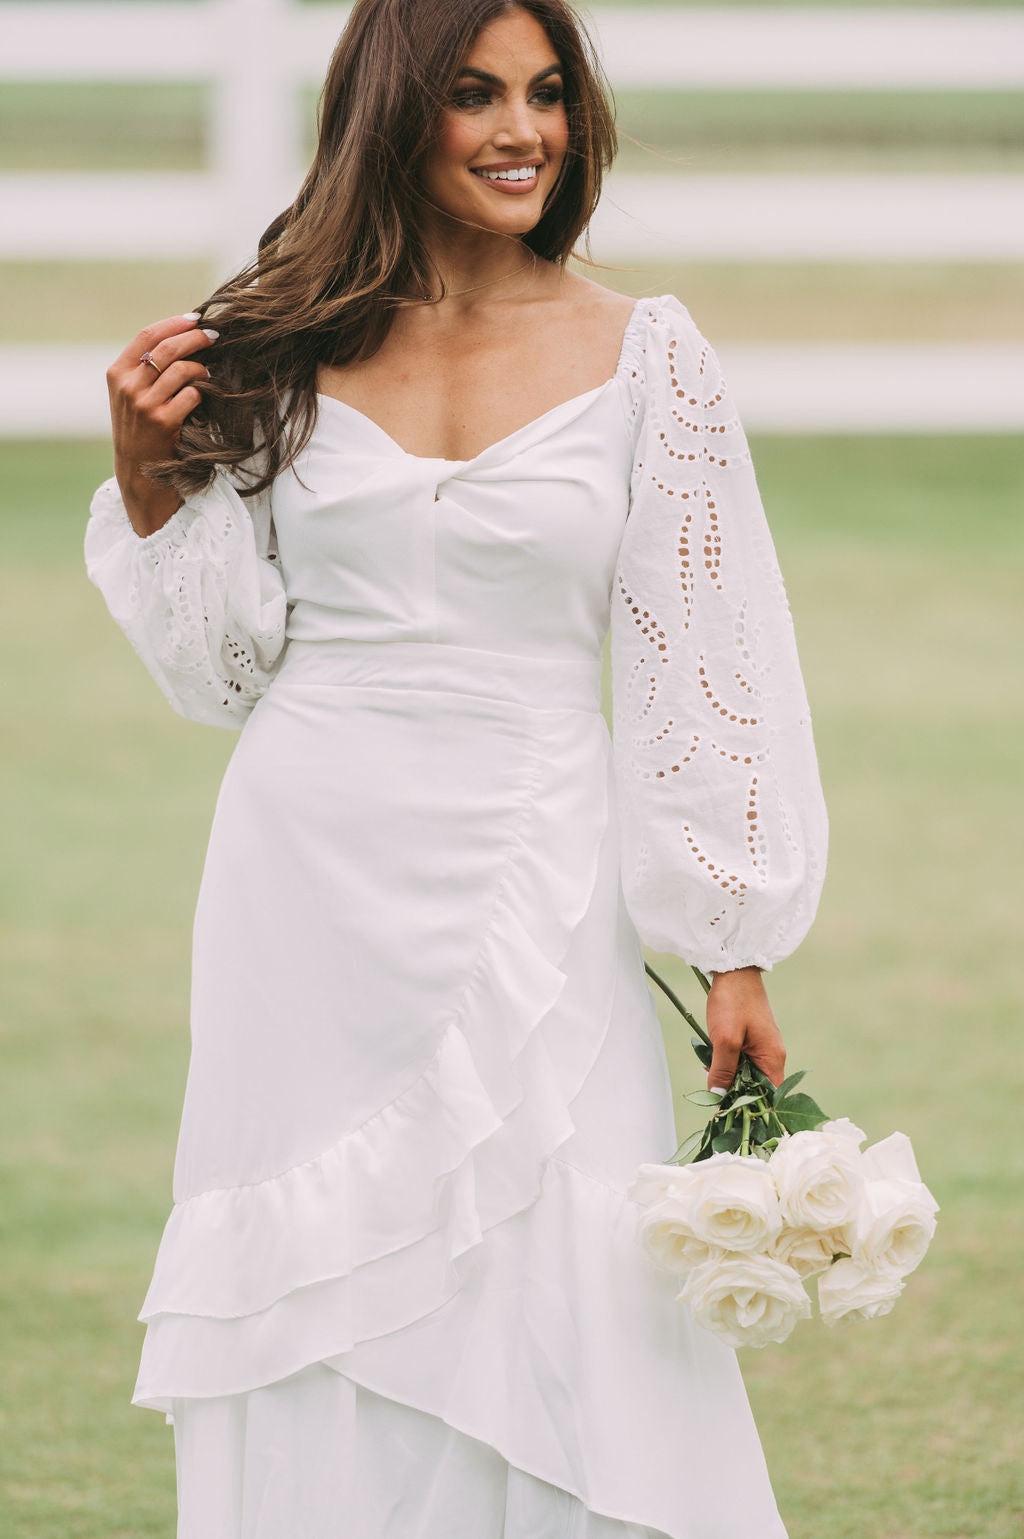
[
  {"xmin": 610, "ymin": 296, "xmax": 828, "ymax": 975},
  {"xmin": 84, "ymin": 464, "xmax": 288, "ymax": 729}
]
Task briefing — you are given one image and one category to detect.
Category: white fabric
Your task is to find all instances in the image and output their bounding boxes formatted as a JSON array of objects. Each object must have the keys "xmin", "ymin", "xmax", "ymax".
[
  {"xmin": 85, "ymin": 295, "xmax": 824, "ymax": 1539},
  {"xmin": 172, "ymin": 1362, "xmax": 667, "ymax": 1539}
]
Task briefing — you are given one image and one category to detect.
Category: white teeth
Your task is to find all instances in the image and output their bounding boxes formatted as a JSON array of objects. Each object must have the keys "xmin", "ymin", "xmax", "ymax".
[{"xmin": 476, "ymin": 166, "xmax": 537, "ymax": 182}]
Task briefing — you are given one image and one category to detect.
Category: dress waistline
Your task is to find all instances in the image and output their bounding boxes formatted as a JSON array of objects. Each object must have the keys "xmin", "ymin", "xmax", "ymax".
[{"xmin": 273, "ymin": 638, "xmax": 603, "ymax": 714}]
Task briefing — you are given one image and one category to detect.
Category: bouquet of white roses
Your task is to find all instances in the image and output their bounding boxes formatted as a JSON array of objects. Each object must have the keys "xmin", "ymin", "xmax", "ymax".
[{"xmin": 628, "ymin": 966, "xmax": 938, "ymax": 1349}]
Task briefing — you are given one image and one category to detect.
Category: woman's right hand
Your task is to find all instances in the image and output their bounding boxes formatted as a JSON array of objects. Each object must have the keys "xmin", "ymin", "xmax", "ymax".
[{"xmin": 106, "ymin": 313, "xmax": 219, "ymax": 537}]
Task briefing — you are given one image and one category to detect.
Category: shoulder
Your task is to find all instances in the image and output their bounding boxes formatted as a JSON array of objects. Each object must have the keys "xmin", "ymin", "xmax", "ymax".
[
  {"xmin": 628, "ymin": 293, "xmax": 706, "ymax": 362},
  {"xmin": 620, "ymin": 294, "xmax": 723, "ymax": 414}
]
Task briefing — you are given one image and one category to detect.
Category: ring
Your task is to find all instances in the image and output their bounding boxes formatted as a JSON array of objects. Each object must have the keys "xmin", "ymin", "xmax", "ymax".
[{"xmin": 139, "ymin": 352, "xmax": 163, "ymax": 375}]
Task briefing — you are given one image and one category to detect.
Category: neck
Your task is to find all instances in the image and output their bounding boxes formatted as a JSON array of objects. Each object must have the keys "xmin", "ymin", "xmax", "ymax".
[{"xmin": 417, "ymin": 221, "xmax": 535, "ymax": 307}]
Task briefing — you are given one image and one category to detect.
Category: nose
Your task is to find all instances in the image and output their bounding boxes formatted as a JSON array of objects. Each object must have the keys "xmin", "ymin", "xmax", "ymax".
[{"xmin": 492, "ymin": 92, "xmax": 543, "ymax": 151}]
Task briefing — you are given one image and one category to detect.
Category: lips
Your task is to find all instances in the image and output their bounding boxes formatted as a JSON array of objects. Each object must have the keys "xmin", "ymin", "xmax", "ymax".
[{"xmin": 470, "ymin": 160, "xmax": 542, "ymax": 188}]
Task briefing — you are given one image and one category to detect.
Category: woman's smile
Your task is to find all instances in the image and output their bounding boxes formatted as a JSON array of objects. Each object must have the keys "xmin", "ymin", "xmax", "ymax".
[{"xmin": 470, "ymin": 159, "xmax": 543, "ymax": 192}]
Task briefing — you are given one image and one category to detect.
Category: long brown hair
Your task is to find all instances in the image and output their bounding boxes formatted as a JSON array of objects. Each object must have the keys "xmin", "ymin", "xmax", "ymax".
[{"xmin": 142, "ymin": 0, "xmax": 618, "ymax": 500}]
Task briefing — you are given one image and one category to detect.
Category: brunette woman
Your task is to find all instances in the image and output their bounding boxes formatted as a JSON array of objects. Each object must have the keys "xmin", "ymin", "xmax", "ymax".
[{"xmin": 86, "ymin": 0, "xmax": 827, "ymax": 1533}]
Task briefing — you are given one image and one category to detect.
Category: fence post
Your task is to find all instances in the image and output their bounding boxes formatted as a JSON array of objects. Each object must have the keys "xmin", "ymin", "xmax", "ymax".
[{"xmin": 209, "ymin": 0, "xmax": 307, "ymax": 277}]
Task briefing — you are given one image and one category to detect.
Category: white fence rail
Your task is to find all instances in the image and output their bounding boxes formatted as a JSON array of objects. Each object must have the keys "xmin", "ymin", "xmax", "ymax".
[
  {"xmin": 2, "ymin": 4, "xmax": 1021, "ymax": 434},
  {"xmin": 7, "ymin": 3, "xmax": 1024, "ymax": 86},
  {"xmin": 5, "ymin": 341, "xmax": 1021, "ymax": 437}
]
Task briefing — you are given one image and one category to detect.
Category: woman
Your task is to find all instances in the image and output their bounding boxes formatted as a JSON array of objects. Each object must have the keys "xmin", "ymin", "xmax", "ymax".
[{"xmin": 86, "ymin": 0, "xmax": 828, "ymax": 1534}]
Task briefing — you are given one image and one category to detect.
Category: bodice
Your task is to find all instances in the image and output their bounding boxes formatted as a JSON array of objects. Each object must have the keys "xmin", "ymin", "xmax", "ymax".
[{"xmin": 272, "ymin": 376, "xmax": 637, "ymax": 663}]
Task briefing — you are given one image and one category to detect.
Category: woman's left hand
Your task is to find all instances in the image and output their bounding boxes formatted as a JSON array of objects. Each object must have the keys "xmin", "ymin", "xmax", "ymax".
[{"xmin": 705, "ymin": 967, "xmax": 787, "ymax": 1094}]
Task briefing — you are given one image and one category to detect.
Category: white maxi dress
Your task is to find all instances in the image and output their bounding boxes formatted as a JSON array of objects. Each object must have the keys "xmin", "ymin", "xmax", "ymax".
[{"xmin": 85, "ymin": 295, "xmax": 828, "ymax": 1539}]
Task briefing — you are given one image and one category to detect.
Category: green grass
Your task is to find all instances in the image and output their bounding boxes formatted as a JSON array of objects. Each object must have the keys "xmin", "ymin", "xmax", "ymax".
[
  {"xmin": 1, "ymin": 435, "xmax": 1023, "ymax": 1536},
  {"xmin": 0, "ymin": 82, "xmax": 209, "ymax": 172},
  {"xmin": 614, "ymin": 89, "xmax": 1024, "ymax": 173}
]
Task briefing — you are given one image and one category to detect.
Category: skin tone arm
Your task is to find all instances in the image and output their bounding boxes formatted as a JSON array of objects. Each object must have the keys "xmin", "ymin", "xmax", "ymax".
[
  {"xmin": 705, "ymin": 966, "xmax": 787, "ymax": 1093},
  {"xmin": 105, "ymin": 314, "xmax": 219, "ymax": 537}
]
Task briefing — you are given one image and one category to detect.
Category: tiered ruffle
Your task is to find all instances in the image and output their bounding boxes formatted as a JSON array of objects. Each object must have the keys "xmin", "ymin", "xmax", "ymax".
[{"xmin": 133, "ymin": 704, "xmax": 617, "ymax": 1406}]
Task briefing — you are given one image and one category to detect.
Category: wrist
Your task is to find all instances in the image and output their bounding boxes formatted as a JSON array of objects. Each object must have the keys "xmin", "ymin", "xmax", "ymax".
[
  {"xmin": 117, "ymin": 468, "xmax": 184, "ymax": 537},
  {"xmin": 709, "ymin": 965, "xmax": 764, "ymax": 987}
]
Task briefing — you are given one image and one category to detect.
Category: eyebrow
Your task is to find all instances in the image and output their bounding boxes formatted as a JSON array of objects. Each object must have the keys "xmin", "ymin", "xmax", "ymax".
[{"xmin": 454, "ymin": 64, "xmax": 563, "ymax": 88}]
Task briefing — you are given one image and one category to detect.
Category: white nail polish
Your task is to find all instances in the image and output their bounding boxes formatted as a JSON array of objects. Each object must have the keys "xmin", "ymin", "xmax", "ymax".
[
  {"xmin": 182, "ymin": 311, "xmax": 201, "ymax": 322},
  {"xmin": 708, "ymin": 1086, "xmax": 726, "ymax": 1098},
  {"xmin": 202, "ymin": 328, "xmax": 220, "ymax": 340}
]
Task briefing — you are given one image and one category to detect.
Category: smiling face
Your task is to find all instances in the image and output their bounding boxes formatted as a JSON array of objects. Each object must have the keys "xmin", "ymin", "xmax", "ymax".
[{"xmin": 422, "ymin": 6, "xmax": 570, "ymax": 239}]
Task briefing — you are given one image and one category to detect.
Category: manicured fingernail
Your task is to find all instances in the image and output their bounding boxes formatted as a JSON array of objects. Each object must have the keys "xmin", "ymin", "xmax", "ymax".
[
  {"xmin": 202, "ymin": 328, "xmax": 219, "ymax": 340},
  {"xmin": 708, "ymin": 1086, "xmax": 727, "ymax": 1098},
  {"xmin": 182, "ymin": 311, "xmax": 201, "ymax": 321}
]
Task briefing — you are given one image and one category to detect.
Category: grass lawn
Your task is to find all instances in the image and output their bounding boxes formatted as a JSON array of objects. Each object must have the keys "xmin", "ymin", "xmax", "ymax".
[{"xmin": 1, "ymin": 433, "xmax": 1022, "ymax": 1537}]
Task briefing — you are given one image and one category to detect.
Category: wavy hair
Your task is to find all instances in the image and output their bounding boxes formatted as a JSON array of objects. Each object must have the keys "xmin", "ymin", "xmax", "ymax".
[{"xmin": 142, "ymin": 0, "xmax": 618, "ymax": 500}]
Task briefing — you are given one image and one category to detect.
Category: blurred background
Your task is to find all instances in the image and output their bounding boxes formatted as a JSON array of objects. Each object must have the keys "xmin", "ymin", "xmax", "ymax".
[{"xmin": 1, "ymin": 2, "xmax": 1021, "ymax": 1535}]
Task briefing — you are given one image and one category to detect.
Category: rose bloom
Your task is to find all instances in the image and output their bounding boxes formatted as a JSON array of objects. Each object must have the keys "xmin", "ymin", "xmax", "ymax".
[
  {"xmin": 771, "ymin": 1222, "xmax": 850, "ymax": 1279},
  {"xmin": 629, "ymin": 1154, "xmax": 781, "ymax": 1262},
  {"xmin": 634, "ymin": 1193, "xmax": 720, "ymax": 1277},
  {"xmin": 860, "ymin": 1130, "xmax": 924, "ymax": 1185},
  {"xmin": 629, "ymin": 1163, "xmax": 720, "ymax": 1276},
  {"xmin": 818, "ymin": 1257, "xmax": 905, "ymax": 1326},
  {"xmin": 819, "ymin": 1117, "xmax": 867, "ymax": 1149},
  {"xmin": 769, "ymin": 1129, "xmax": 864, "ymax": 1231},
  {"xmin": 681, "ymin": 1253, "xmax": 811, "ymax": 1349},
  {"xmin": 852, "ymin": 1177, "xmax": 938, "ymax": 1277},
  {"xmin": 628, "ymin": 1162, "xmax": 695, "ymax": 1210},
  {"xmin": 688, "ymin": 1153, "xmax": 782, "ymax": 1254}
]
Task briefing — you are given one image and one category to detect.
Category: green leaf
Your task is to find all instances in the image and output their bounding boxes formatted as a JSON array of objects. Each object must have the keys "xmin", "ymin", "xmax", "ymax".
[
  {"xmin": 724, "ymin": 1094, "xmax": 763, "ymax": 1111},
  {"xmin": 775, "ymin": 1070, "xmax": 808, "ymax": 1101},
  {"xmin": 685, "ymin": 1089, "xmax": 727, "ymax": 1107},
  {"xmin": 741, "ymin": 1056, "xmax": 777, "ymax": 1092},
  {"xmin": 775, "ymin": 1092, "xmax": 828, "ymax": 1133},
  {"xmin": 690, "ymin": 1039, "xmax": 713, "ymax": 1070},
  {"xmin": 667, "ymin": 1128, "xmax": 704, "ymax": 1163},
  {"xmin": 711, "ymin": 1127, "xmax": 743, "ymax": 1154}
]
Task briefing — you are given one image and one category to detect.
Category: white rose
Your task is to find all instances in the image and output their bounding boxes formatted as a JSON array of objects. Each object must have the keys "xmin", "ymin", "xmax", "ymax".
[
  {"xmin": 819, "ymin": 1117, "xmax": 867, "ymax": 1149},
  {"xmin": 687, "ymin": 1153, "xmax": 782, "ymax": 1253},
  {"xmin": 860, "ymin": 1131, "xmax": 923, "ymax": 1185},
  {"xmin": 772, "ymin": 1222, "xmax": 851, "ymax": 1279},
  {"xmin": 681, "ymin": 1253, "xmax": 812, "ymax": 1349},
  {"xmin": 817, "ymin": 1257, "xmax": 904, "ymax": 1326},
  {"xmin": 635, "ymin": 1193, "xmax": 720, "ymax": 1277},
  {"xmin": 627, "ymin": 1162, "xmax": 696, "ymax": 1209},
  {"xmin": 851, "ymin": 1176, "xmax": 938, "ymax": 1277},
  {"xmin": 769, "ymin": 1130, "xmax": 864, "ymax": 1232}
]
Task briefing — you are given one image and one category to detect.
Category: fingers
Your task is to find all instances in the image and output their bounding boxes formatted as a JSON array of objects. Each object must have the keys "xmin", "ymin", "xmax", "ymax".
[
  {"xmin": 705, "ymin": 971, "xmax": 786, "ymax": 1093},
  {"xmin": 106, "ymin": 312, "xmax": 220, "ymax": 478},
  {"xmin": 707, "ymin": 1029, "xmax": 742, "ymax": 1095},
  {"xmin": 111, "ymin": 312, "xmax": 207, "ymax": 377},
  {"xmin": 130, "ymin": 321, "xmax": 218, "ymax": 384},
  {"xmin": 139, "ymin": 355, "xmax": 212, "ymax": 412}
]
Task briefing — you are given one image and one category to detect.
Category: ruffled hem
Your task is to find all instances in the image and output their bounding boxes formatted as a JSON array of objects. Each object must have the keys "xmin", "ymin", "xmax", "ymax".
[
  {"xmin": 145, "ymin": 1158, "xmax": 787, "ymax": 1539},
  {"xmin": 136, "ymin": 708, "xmax": 616, "ymax": 1335}
]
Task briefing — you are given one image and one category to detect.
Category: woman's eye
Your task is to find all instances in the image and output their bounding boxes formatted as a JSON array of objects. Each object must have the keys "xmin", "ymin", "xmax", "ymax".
[
  {"xmin": 451, "ymin": 91, "xmax": 489, "ymax": 109},
  {"xmin": 532, "ymin": 86, "xmax": 564, "ymax": 106}
]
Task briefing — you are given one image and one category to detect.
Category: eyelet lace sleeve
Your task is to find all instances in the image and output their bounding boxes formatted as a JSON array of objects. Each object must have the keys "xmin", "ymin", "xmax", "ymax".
[
  {"xmin": 84, "ymin": 465, "xmax": 288, "ymax": 729},
  {"xmin": 610, "ymin": 295, "xmax": 828, "ymax": 975}
]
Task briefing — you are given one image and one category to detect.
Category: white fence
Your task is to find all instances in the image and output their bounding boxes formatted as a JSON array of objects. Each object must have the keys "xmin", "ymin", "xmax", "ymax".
[{"xmin": 2, "ymin": 4, "xmax": 1023, "ymax": 433}]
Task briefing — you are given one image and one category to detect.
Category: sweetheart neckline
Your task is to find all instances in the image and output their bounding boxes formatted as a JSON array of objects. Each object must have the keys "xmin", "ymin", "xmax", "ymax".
[{"xmin": 313, "ymin": 296, "xmax": 646, "ymax": 465}]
